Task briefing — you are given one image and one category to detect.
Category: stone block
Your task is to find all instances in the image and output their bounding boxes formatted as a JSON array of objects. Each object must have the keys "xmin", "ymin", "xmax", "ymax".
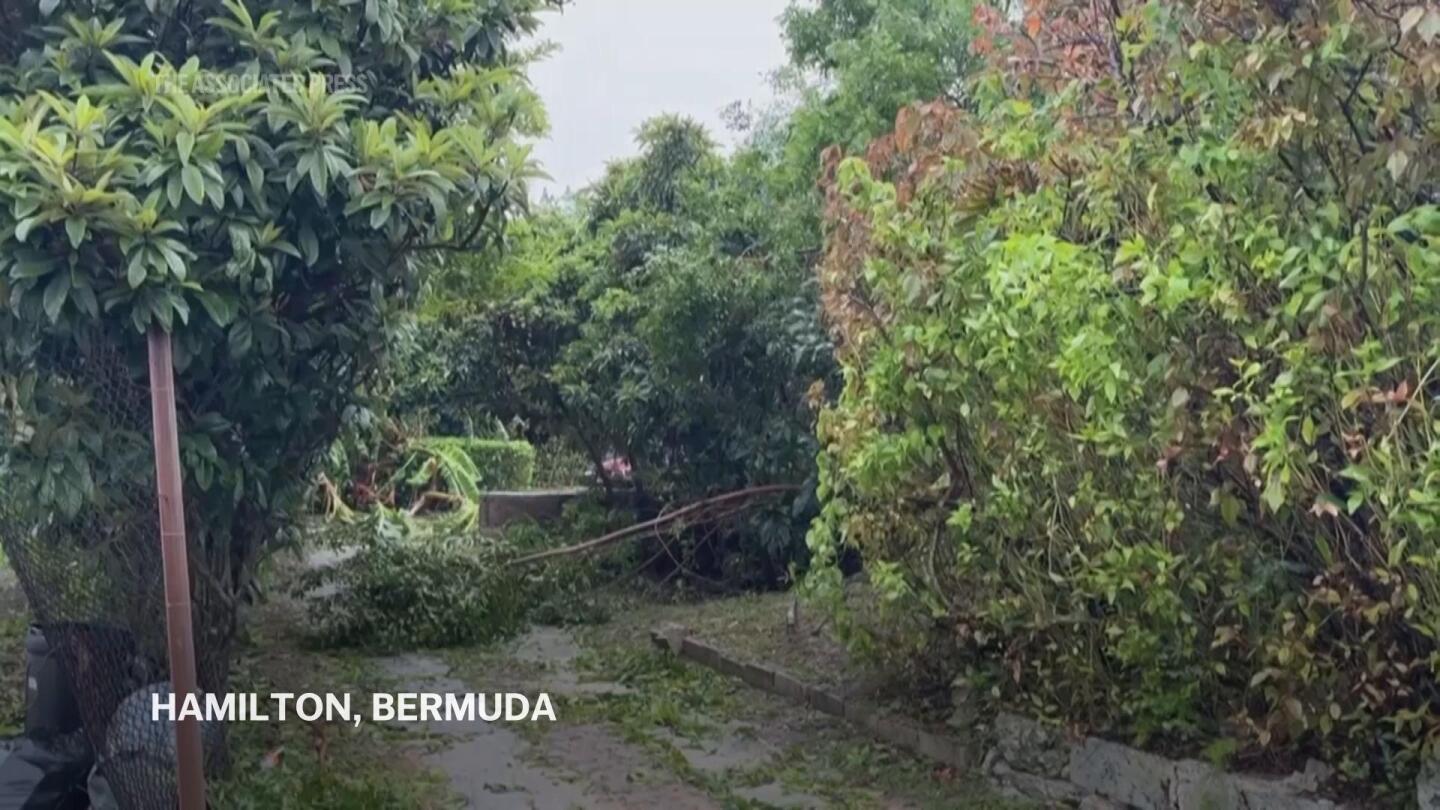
[
  {"xmin": 738, "ymin": 661, "xmax": 774, "ymax": 691},
  {"xmin": 680, "ymin": 638, "xmax": 721, "ymax": 670},
  {"xmin": 653, "ymin": 623, "xmax": 687, "ymax": 654},
  {"xmin": 1173, "ymin": 759, "xmax": 1242, "ymax": 810},
  {"xmin": 806, "ymin": 686, "xmax": 844, "ymax": 717},
  {"xmin": 914, "ymin": 729, "xmax": 972, "ymax": 770},
  {"xmin": 1069, "ymin": 736, "xmax": 1175, "ymax": 810},
  {"xmin": 997, "ymin": 770, "xmax": 1086, "ymax": 805},
  {"xmin": 713, "ymin": 651, "xmax": 747, "ymax": 681},
  {"xmin": 1233, "ymin": 775, "xmax": 1343, "ymax": 810},
  {"xmin": 992, "ymin": 711, "xmax": 1072, "ymax": 779},
  {"xmin": 771, "ymin": 670, "xmax": 806, "ymax": 703},
  {"xmin": 480, "ymin": 487, "xmax": 589, "ymax": 529},
  {"xmin": 878, "ymin": 715, "xmax": 921, "ymax": 750}
]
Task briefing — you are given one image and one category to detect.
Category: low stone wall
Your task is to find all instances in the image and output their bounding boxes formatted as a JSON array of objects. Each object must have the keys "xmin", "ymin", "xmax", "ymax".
[
  {"xmin": 479, "ymin": 487, "xmax": 590, "ymax": 530},
  {"xmin": 650, "ymin": 625, "xmax": 1351, "ymax": 810},
  {"xmin": 649, "ymin": 625, "xmax": 971, "ymax": 771}
]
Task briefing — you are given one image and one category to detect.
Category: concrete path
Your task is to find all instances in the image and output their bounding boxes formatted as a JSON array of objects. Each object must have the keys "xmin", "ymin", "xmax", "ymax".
[{"xmin": 372, "ymin": 627, "xmax": 840, "ymax": 809}]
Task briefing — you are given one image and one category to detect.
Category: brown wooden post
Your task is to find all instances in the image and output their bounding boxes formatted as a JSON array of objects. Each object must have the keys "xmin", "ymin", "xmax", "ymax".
[{"xmin": 146, "ymin": 327, "xmax": 208, "ymax": 810}]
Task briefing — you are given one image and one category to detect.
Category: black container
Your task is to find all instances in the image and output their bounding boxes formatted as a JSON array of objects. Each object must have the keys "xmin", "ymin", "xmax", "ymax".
[{"xmin": 22, "ymin": 628, "xmax": 81, "ymax": 741}]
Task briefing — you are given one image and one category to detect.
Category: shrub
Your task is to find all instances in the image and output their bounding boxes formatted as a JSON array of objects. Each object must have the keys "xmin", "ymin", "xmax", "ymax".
[
  {"xmin": 809, "ymin": 1, "xmax": 1440, "ymax": 798},
  {"xmin": 467, "ymin": 439, "xmax": 537, "ymax": 491},
  {"xmin": 531, "ymin": 439, "xmax": 594, "ymax": 488},
  {"xmin": 300, "ymin": 502, "xmax": 622, "ymax": 649},
  {"xmin": 406, "ymin": 437, "xmax": 536, "ymax": 491},
  {"xmin": 299, "ymin": 516, "xmax": 530, "ymax": 650}
]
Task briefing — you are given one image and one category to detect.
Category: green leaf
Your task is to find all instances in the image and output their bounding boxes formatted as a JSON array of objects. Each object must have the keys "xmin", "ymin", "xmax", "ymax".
[
  {"xmin": 228, "ymin": 319, "xmax": 253, "ymax": 359},
  {"xmin": 42, "ymin": 272, "xmax": 69, "ymax": 321},
  {"xmin": 127, "ymin": 253, "xmax": 148, "ymax": 288},
  {"xmin": 299, "ymin": 225, "xmax": 319, "ymax": 266},
  {"xmin": 64, "ymin": 218, "xmax": 86, "ymax": 249},
  {"xmin": 176, "ymin": 131, "xmax": 195, "ymax": 165},
  {"xmin": 166, "ymin": 173, "xmax": 184, "ymax": 208},
  {"xmin": 15, "ymin": 217, "xmax": 41, "ymax": 243},
  {"xmin": 195, "ymin": 290, "xmax": 235, "ymax": 326},
  {"xmin": 70, "ymin": 282, "xmax": 97, "ymax": 316},
  {"xmin": 182, "ymin": 165, "xmax": 206, "ymax": 205}
]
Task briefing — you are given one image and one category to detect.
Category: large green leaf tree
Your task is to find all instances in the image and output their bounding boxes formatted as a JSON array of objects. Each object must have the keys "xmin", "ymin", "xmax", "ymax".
[{"xmin": 0, "ymin": 0, "xmax": 548, "ymax": 629}]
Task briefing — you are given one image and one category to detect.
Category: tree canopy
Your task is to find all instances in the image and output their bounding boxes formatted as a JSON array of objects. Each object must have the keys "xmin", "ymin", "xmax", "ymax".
[{"xmin": 0, "ymin": 0, "xmax": 550, "ymax": 596}]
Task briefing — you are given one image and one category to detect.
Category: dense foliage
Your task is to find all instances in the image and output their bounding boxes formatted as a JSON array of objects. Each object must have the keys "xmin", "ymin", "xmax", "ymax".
[
  {"xmin": 427, "ymin": 117, "xmax": 834, "ymax": 581},
  {"xmin": 808, "ymin": 0, "xmax": 1440, "ymax": 796},
  {"xmin": 0, "ymin": 0, "xmax": 548, "ymax": 603},
  {"xmin": 404, "ymin": 437, "xmax": 535, "ymax": 491},
  {"xmin": 300, "ymin": 505, "xmax": 618, "ymax": 649},
  {"xmin": 301, "ymin": 521, "xmax": 530, "ymax": 649}
]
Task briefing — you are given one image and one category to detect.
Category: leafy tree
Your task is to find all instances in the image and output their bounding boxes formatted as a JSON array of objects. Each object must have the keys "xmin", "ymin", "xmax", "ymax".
[
  {"xmin": 0, "ymin": 0, "xmax": 549, "ymax": 620},
  {"xmin": 776, "ymin": 0, "xmax": 978, "ymax": 180},
  {"xmin": 811, "ymin": 0, "xmax": 1440, "ymax": 797},
  {"xmin": 428, "ymin": 117, "xmax": 833, "ymax": 580}
]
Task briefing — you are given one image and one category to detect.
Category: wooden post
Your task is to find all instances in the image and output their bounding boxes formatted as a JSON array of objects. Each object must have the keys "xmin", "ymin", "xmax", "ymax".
[{"xmin": 146, "ymin": 328, "xmax": 207, "ymax": 810}]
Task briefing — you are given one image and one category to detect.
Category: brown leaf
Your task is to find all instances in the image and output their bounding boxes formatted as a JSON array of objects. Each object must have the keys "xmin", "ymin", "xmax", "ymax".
[
  {"xmin": 1400, "ymin": 5, "xmax": 1425, "ymax": 35},
  {"xmin": 895, "ymin": 106, "xmax": 920, "ymax": 152}
]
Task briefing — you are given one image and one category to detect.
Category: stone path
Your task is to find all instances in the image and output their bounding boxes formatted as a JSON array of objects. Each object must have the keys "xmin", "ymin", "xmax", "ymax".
[
  {"xmin": 372, "ymin": 628, "xmax": 883, "ymax": 809},
  {"xmin": 299, "ymin": 547, "xmax": 1021, "ymax": 808}
]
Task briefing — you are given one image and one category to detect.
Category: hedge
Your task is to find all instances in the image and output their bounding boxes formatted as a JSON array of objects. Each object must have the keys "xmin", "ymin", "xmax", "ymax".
[
  {"xmin": 416, "ymin": 437, "xmax": 536, "ymax": 491},
  {"xmin": 807, "ymin": 3, "xmax": 1440, "ymax": 801}
]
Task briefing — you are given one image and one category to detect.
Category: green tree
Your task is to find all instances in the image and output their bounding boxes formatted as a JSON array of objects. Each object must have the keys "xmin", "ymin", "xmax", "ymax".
[
  {"xmin": 0, "ymin": 0, "xmax": 548, "ymax": 628},
  {"xmin": 777, "ymin": 0, "xmax": 978, "ymax": 179},
  {"xmin": 427, "ymin": 117, "xmax": 832, "ymax": 580}
]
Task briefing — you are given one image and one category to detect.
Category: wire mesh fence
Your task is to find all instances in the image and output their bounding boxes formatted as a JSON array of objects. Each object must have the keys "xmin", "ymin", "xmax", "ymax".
[{"xmin": 1, "ymin": 332, "xmax": 232, "ymax": 809}]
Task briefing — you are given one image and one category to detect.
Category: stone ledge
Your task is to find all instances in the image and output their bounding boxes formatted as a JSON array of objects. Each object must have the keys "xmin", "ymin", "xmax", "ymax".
[
  {"xmin": 648, "ymin": 626, "xmax": 976, "ymax": 774},
  {"xmin": 649, "ymin": 625, "xmax": 1357, "ymax": 810}
]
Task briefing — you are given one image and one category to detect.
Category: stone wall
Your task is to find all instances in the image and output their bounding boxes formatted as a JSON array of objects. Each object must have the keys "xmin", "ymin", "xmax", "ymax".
[
  {"xmin": 650, "ymin": 625, "xmax": 1353, "ymax": 810},
  {"xmin": 479, "ymin": 487, "xmax": 590, "ymax": 530}
]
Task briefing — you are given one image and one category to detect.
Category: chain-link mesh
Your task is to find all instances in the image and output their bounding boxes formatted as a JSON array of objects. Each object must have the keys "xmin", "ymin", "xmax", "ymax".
[{"xmin": 1, "ymin": 333, "xmax": 232, "ymax": 809}]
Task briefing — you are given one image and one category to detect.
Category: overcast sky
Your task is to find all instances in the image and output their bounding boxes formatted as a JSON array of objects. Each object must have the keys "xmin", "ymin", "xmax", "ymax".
[{"xmin": 526, "ymin": 0, "xmax": 792, "ymax": 198}]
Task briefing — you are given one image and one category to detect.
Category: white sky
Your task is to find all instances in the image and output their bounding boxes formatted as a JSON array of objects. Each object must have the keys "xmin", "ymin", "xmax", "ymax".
[{"xmin": 526, "ymin": 0, "xmax": 792, "ymax": 198}]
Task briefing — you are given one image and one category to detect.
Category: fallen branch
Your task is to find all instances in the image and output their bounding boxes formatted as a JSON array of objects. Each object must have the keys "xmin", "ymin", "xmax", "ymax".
[
  {"xmin": 406, "ymin": 489, "xmax": 463, "ymax": 517},
  {"xmin": 509, "ymin": 484, "xmax": 801, "ymax": 566}
]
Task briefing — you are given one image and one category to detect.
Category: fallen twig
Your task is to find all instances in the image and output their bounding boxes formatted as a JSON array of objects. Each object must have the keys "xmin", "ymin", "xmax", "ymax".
[{"xmin": 509, "ymin": 484, "xmax": 800, "ymax": 566}]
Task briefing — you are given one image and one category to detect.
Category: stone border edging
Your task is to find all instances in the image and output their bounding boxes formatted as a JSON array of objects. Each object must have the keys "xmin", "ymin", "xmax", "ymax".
[
  {"xmin": 650, "ymin": 624, "xmax": 1352, "ymax": 810},
  {"xmin": 649, "ymin": 624, "xmax": 972, "ymax": 773}
]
